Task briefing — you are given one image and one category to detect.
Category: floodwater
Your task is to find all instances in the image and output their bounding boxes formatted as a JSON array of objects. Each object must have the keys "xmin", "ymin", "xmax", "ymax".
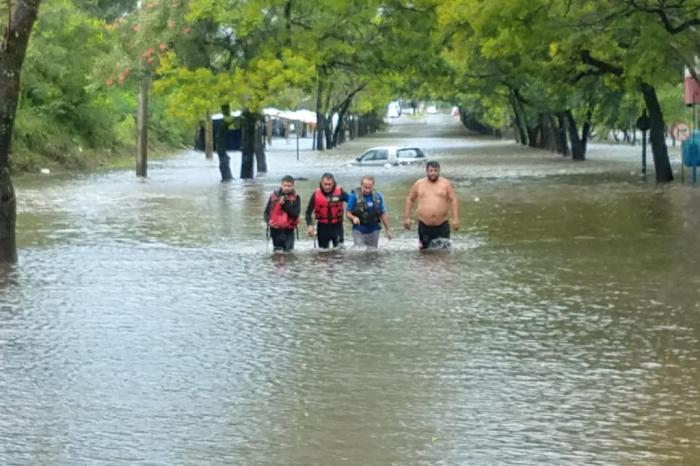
[{"xmin": 1, "ymin": 114, "xmax": 699, "ymax": 465}]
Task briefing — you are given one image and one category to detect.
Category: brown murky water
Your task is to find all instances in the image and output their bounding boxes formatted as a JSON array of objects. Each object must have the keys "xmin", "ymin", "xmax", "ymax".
[{"xmin": 1, "ymin": 114, "xmax": 699, "ymax": 464}]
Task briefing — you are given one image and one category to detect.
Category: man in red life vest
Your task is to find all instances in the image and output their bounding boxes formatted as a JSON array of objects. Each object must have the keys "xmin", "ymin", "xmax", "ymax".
[
  {"xmin": 264, "ymin": 175, "xmax": 301, "ymax": 252},
  {"xmin": 305, "ymin": 172, "xmax": 350, "ymax": 249}
]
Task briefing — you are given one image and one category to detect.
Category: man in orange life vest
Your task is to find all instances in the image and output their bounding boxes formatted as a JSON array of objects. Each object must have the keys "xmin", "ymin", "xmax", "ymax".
[
  {"xmin": 305, "ymin": 172, "xmax": 350, "ymax": 248},
  {"xmin": 264, "ymin": 175, "xmax": 301, "ymax": 252}
]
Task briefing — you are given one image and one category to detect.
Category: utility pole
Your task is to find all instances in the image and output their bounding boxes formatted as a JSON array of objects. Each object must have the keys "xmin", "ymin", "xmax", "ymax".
[{"xmin": 136, "ymin": 0, "xmax": 148, "ymax": 177}]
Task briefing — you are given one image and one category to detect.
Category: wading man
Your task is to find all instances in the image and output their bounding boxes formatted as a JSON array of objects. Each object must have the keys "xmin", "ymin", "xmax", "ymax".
[
  {"xmin": 403, "ymin": 161, "xmax": 460, "ymax": 249},
  {"xmin": 305, "ymin": 173, "xmax": 349, "ymax": 249},
  {"xmin": 346, "ymin": 175, "xmax": 392, "ymax": 247},
  {"xmin": 264, "ymin": 175, "xmax": 301, "ymax": 252}
]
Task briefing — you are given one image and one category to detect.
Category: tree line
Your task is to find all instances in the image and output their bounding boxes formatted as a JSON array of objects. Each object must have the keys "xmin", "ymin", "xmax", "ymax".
[{"xmin": 1, "ymin": 0, "xmax": 699, "ymax": 262}]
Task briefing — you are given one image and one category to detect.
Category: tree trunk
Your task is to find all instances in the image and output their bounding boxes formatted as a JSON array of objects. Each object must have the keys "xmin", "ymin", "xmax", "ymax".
[
  {"xmin": 324, "ymin": 114, "xmax": 334, "ymax": 149},
  {"xmin": 332, "ymin": 108, "xmax": 348, "ymax": 147},
  {"xmin": 0, "ymin": 169, "xmax": 16, "ymax": 264},
  {"xmin": 564, "ymin": 110, "xmax": 586, "ymax": 160},
  {"xmin": 0, "ymin": 0, "xmax": 42, "ymax": 264},
  {"xmin": 640, "ymin": 82, "xmax": 673, "ymax": 182},
  {"xmin": 556, "ymin": 113, "xmax": 569, "ymax": 155},
  {"xmin": 509, "ymin": 89, "xmax": 529, "ymax": 146},
  {"xmin": 204, "ymin": 110, "xmax": 213, "ymax": 159},
  {"xmin": 315, "ymin": 113, "xmax": 325, "ymax": 151},
  {"xmin": 254, "ymin": 116, "xmax": 267, "ymax": 173},
  {"xmin": 136, "ymin": 76, "xmax": 149, "ymax": 177},
  {"xmin": 348, "ymin": 115, "xmax": 357, "ymax": 140},
  {"xmin": 542, "ymin": 114, "xmax": 556, "ymax": 151},
  {"xmin": 240, "ymin": 109, "xmax": 256, "ymax": 179},
  {"xmin": 315, "ymin": 78, "xmax": 325, "ymax": 151},
  {"xmin": 581, "ymin": 108, "xmax": 592, "ymax": 155}
]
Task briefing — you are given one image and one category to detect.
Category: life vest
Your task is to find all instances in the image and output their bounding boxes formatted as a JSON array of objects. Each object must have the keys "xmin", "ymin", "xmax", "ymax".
[
  {"xmin": 351, "ymin": 188, "xmax": 381, "ymax": 225},
  {"xmin": 268, "ymin": 190, "xmax": 299, "ymax": 229},
  {"xmin": 313, "ymin": 186, "xmax": 344, "ymax": 224}
]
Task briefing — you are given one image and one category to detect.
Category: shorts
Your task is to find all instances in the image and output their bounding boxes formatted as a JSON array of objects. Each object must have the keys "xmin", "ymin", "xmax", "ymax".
[
  {"xmin": 418, "ymin": 221, "xmax": 450, "ymax": 249},
  {"xmin": 317, "ymin": 223, "xmax": 344, "ymax": 249},
  {"xmin": 351, "ymin": 229, "xmax": 380, "ymax": 247},
  {"xmin": 270, "ymin": 227, "xmax": 295, "ymax": 252}
]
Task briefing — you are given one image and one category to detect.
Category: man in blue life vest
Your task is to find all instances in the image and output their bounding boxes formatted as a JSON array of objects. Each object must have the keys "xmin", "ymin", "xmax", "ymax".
[
  {"xmin": 345, "ymin": 175, "xmax": 393, "ymax": 247},
  {"xmin": 305, "ymin": 173, "xmax": 350, "ymax": 248},
  {"xmin": 264, "ymin": 175, "xmax": 301, "ymax": 252}
]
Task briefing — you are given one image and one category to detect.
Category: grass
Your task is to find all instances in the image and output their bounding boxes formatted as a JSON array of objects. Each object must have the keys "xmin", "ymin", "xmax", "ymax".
[{"xmin": 10, "ymin": 141, "xmax": 183, "ymax": 176}]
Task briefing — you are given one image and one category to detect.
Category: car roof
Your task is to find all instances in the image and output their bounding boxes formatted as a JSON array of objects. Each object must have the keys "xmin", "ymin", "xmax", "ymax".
[{"xmin": 363, "ymin": 145, "xmax": 421, "ymax": 151}]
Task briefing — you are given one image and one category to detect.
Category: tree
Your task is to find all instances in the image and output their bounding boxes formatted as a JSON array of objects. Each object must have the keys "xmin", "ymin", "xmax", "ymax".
[{"xmin": 0, "ymin": 0, "xmax": 42, "ymax": 264}]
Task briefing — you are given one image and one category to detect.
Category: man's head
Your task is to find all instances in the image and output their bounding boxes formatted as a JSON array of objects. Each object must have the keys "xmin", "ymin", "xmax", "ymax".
[
  {"xmin": 360, "ymin": 175, "xmax": 375, "ymax": 195},
  {"xmin": 280, "ymin": 175, "xmax": 294, "ymax": 194},
  {"xmin": 221, "ymin": 103, "xmax": 231, "ymax": 116},
  {"xmin": 320, "ymin": 173, "xmax": 336, "ymax": 193},
  {"xmin": 426, "ymin": 161, "xmax": 440, "ymax": 182}
]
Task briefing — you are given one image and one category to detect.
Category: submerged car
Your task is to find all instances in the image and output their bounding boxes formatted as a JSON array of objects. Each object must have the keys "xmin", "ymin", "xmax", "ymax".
[{"xmin": 354, "ymin": 146, "xmax": 426, "ymax": 166}]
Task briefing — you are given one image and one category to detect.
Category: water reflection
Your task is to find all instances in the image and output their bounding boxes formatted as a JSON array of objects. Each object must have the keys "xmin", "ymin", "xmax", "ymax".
[{"xmin": 2, "ymin": 115, "xmax": 699, "ymax": 464}]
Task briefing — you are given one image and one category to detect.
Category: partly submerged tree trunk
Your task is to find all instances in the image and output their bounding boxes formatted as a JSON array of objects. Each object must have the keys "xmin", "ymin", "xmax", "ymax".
[
  {"xmin": 0, "ymin": 169, "xmax": 16, "ymax": 264},
  {"xmin": 556, "ymin": 113, "xmax": 569, "ymax": 155},
  {"xmin": 564, "ymin": 110, "xmax": 586, "ymax": 161},
  {"xmin": 324, "ymin": 115, "xmax": 334, "ymax": 150},
  {"xmin": 640, "ymin": 82, "xmax": 673, "ymax": 182},
  {"xmin": 509, "ymin": 88, "xmax": 529, "ymax": 146},
  {"xmin": 254, "ymin": 115, "xmax": 267, "ymax": 173},
  {"xmin": 136, "ymin": 76, "xmax": 149, "ymax": 177},
  {"xmin": 315, "ymin": 113, "xmax": 325, "ymax": 151},
  {"xmin": 240, "ymin": 109, "xmax": 256, "ymax": 179},
  {"xmin": 0, "ymin": 0, "xmax": 42, "ymax": 263},
  {"xmin": 204, "ymin": 110, "xmax": 213, "ymax": 159},
  {"xmin": 315, "ymin": 78, "xmax": 325, "ymax": 151}
]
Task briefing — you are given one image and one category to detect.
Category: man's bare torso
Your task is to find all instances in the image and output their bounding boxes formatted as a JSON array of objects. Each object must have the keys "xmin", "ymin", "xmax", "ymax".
[{"xmin": 413, "ymin": 177, "xmax": 452, "ymax": 226}]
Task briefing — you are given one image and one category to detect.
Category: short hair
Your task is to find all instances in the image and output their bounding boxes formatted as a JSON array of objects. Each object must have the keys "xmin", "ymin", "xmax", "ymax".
[
  {"xmin": 426, "ymin": 161, "xmax": 440, "ymax": 170},
  {"xmin": 361, "ymin": 175, "xmax": 375, "ymax": 184},
  {"xmin": 321, "ymin": 172, "xmax": 335, "ymax": 182},
  {"xmin": 281, "ymin": 175, "xmax": 294, "ymax": 184}
]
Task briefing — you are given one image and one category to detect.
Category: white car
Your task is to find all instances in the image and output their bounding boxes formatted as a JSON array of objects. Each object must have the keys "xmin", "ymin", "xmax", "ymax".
[{"xmin": 354, "ymin": 146, "xmax": 427, "ymax": 166}]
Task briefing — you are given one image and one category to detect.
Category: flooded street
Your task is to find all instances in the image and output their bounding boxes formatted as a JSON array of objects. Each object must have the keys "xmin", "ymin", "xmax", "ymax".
[{"xmin": 2, "ymin": 114, "xmax": 699, "ymax": 465}]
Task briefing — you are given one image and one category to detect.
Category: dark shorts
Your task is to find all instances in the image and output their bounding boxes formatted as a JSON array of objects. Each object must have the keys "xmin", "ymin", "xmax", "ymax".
[
  {"xmin": 270, "ymin": 228, "xmax": 295, "ymax": 252},
  {"xmin": 317, "ymin": 223, "xmax": 344, "ymax": 249},
  {"xmin": 418, "ymin": 221, "xmax": 450, "ymax": 249}
]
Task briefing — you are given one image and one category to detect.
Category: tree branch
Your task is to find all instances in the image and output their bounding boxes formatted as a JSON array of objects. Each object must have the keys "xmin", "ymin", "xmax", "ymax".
[
  {"xmin": 628, "ymin": 0, "xmax": 700, "ymax": 34},
  {"xmin": 580, "ymin": 50, "xmax": 624, "ymax": 76}
]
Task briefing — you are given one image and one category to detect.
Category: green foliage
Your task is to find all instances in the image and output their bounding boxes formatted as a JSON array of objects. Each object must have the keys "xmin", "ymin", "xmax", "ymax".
[
  {"xmin": 10, "ymin": 0, "xmax": 700, "ymax": 173},
  {"xmin": 11, "ymin": 0, "xmax": 190, "ymax": 171}
]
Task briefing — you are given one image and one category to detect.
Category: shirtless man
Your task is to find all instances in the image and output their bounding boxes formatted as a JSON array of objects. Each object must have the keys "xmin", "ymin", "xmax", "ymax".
[{"xmin": 403, "ymin": 161, "xmax": 460, "ymax": 249}]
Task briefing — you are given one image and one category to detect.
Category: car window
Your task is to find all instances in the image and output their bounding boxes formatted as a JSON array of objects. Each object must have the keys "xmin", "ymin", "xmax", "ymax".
[
  {"xmin": 397, "ymin": 149, "xmax": 418, "ymax": 159},
  {"xmin": 375, "ymin": 150, "xmax": 389, "ymax": 160},
  {"xmin": 360, "ymin": 150, "xmax": 376, "ymax": 161},
  {"xmin": 415, "ymin": 149, "xmax": 425, "ymax": 158}
]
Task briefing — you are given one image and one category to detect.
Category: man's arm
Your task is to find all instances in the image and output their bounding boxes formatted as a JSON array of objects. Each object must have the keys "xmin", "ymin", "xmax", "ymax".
[
  {"xmin": 305, "ymin": 193, "xmax": 316, "ymax": 236},
  {"xmin": 447, "ymin": 181, "xmax": 460, "ymax": 231},
  {"xmin": 345, "ymin": 192, "xmax": 359, "ymax": 225},
  {"xmin": 305, "ymin": 193, "xmax": 315, "ymax": 226},
  {"xmin": 403, "ymin": 181, "xmax": 419, "ymax": 229},
  {"xmin": 263, "ymin": 197, "xmax": 272, "ymax": 223},
  {"xmin": 380, "ymin": 213, "xmax": 393, "ymax": 239},
  {"xmin": 283, "ymin": 195, "xmax": 301, "ymax": 219}
]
